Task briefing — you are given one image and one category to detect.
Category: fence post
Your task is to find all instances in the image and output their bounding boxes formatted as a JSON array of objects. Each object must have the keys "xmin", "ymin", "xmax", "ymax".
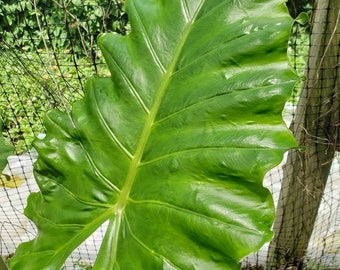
[{"xmin": 267, "ymin": 0, "xmax": 340, "ymax": 268}]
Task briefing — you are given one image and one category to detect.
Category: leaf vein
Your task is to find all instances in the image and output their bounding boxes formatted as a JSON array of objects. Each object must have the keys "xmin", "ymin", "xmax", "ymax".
[
  {"xmin": 194, "ymin": 1, "xmax": 228, "ymax": 23},
  {"xmin": 124, "ymin": 214, "xmax": 181, "ymax": 269},
  {"xmin": 181, "ymin": 0, "xmax": 191, "ymax": 22},
  {"xmin": 132, "ymin": 2, "xmax": 166, "ymax": 73},
  {"xmin": 141, "ymin": 146, "xmax": 288, "ymax": 166},
  {"xmin": 130, "ymin": 200, "xmax": 266, "ymax": 235},
  {"xmin": 172, "ymin": 22, "xmax": 283, "ymax": 75},
  {"xmin": 100, "ymin": 45, "xmax": 150, "ymax": 113},
  {"xmin": 154, "ymin": 83, "xmax": 285, "ymax": 125},
  {"xmin": 79, "ymin": 141, "xmax": 121, "ymax": 194},
  {"xmin": 91, "ymin": 79, "xmax": 134, "ymax": 160},
  {"xmin": 49, "ymin": 178, "xmax": 114, "ymax": 208}
]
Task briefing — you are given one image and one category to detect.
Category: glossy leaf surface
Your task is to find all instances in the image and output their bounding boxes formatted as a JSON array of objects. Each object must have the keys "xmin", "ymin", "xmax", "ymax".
[{"xmin": 10, "ymin": 0, "xmax": 297, "ymax": 269}]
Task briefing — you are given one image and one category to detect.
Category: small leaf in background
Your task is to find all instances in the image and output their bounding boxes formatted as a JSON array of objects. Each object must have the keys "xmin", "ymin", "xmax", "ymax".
[
  {"xmin": 71, "ymin": 0, "xmax": 82, "ymax": 7},
  {"xmin": 0, "ymin": 174, "xmax": 25, "ymax": 188},
  {"xmin": 0, "ymin": 119, "xmax": 14, "ymax": 172},
  {"xmin": 9, "ymin": 0, "xmax": 297, "ymax": 269},
  {"xmin": 296, "ymin": 12, "xmax": 310, "ymax": 25}
]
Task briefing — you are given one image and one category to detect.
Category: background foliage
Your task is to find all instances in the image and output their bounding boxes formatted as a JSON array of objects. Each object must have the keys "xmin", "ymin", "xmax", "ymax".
[
  {"xmin": 286, "ymin": 0, "xmax": 314, "ymax": 18},
  {"xmin": 0, "ymin": 0, "xmax": 128, "ymax": 55},
  {"xmin": 0, "ymin": 0, "xmax": 126, "ymax": 153}
]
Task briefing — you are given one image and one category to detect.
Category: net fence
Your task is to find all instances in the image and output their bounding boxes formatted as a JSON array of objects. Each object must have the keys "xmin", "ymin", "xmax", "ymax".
[
  {"xmin": 0, "ymin": 1, "xmax": 339, "ymax": 269},
  {"xmin": 244, "ymin": 1, "xmax": 340, "ymax": 269}
]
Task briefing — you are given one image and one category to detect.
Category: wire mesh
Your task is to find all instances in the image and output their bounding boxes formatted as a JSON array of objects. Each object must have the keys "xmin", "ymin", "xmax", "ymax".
[{"xmin": 243, "ymin": 2, "xmax": 340, "ymax": 269}]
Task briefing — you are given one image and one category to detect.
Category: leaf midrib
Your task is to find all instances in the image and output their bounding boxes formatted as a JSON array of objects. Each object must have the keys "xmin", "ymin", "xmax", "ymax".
[
  {"xmin": 98, "ymin": 1, "xmax": 206, "ymax": 265},
  {"xmin": 117, "ymin": 0, "xmax": 205, "ymax": 213}
]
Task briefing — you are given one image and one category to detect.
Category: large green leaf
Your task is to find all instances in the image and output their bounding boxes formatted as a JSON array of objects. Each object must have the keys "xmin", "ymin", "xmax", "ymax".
[{"xmin": 9, "ymin": 0, "xmax": 297, "ymax": 269}]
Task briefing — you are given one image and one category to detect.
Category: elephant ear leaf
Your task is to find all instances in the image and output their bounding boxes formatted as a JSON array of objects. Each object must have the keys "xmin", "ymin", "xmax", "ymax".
[{"xmin": 9, "ymin": 0, "xmax": 297, "ymax": 269}]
